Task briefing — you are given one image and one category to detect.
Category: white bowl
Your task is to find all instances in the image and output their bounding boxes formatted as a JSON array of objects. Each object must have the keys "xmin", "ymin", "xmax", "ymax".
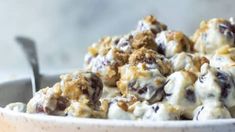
[{"xmin": 0, "ymin": 74, "xmax": 235, "ymax": 132}]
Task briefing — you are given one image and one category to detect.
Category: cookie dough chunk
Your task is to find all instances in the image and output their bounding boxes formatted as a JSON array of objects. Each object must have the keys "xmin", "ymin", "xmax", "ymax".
[
  {"xmin": 195, "ymin": 63, "xmax": 235, "ymax": 107},
  {"xmin": 117, "ymin": 64, "xmax": 166, "ymax": 102},
  {"xmin": 193, "ymin": 102, "xmax": 231, "ymax": 121},
  {"xmin": 164, "ymin": 71, "xmax": 199, "ymax": 118},
  {"xmin": 27, "ymin": 87, "xmax": 70, "ymax": 115},
  {"xmin": 170, "ymin": 52, "xmax": 209, "ymax": 73},
  {"xmin": 136, "ymin": 15, "xmax": 167, "ymax": 34},
  {"xmin": 155, "ymin": 31, "xmax": 193, "ymax": 57},
  {"xmin": 85, "ymin": 37, "xmax": 129, "ymax": 86},
  {"xmin": 60, "ymin": 71, "xmax": 103, "ymax": 107},
  {"xmin": 118, "ymin": 48, "xmax": 171, "ymax": 102},
  {"xmin": 128, "ymin": 48, "xmax": 172, "ymax": 75},
  {"xmin": 192, "ymin": 18, "xmax": 235, "ymax": 54},
  {"xmin": 27, "ymin": 70, "xmax": 103, "ymax": 116},
  {"xmin": 107, "ymin": 96, "xmax": 138, "ymax": 120},
  {"xmin": 141, "ymin": 102, "xmax": 180, "ymax": 121}
]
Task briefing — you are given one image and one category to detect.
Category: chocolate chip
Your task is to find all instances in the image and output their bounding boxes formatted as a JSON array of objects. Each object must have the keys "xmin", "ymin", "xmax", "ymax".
[
  {"xmin": 129, "ymin": 35, "xmax": 134, "ymax": 39},
  {"xmin": 219, "ymin": 22, "xmax": 235, "ymax": 43},
  {"xmin": 139, "ymin": 22, "xmax": 144, "ymax": 29},
  {"xmin": 219, "ymin": 23, "xmax": 228, "ymax": 34},
  {"xmin": 128, "ymin": 80, "xmax": 137, "ymax": 90},
  {"xmin": 151, "ymin": 29, "xmax": 158, "ymax": 35},
  {"xmin": 151, "ymin": 105, "xmax": 159, "ymax": 113},
  {"xmin": 114, "ymin": 38, "xmax": 120, "ymax": 45},
  {"xmin": 128, "ymin": 80, "xmax": 149, "ymax": 95},
  {"xmin": 216, "ymin": 71, "xmax": 231, "ymax": 98},
  {"xmin": 196, "ymin": 106, "xmax": 204, "ymax": 120},
  {"xmin": 199, "ymin": 73, "xmax": 206, "ymax": 83},
  {"xmin": 94, "ymin": 61, "xmax": 103, "ymax": 71},
  {"xmin": 225, "ymin": 30, "xmax": 235, "ymax": 40},
  {"xmin": 143, "ymin": 57, "xmax": 156, "ymax": 64},
  {"xmin": 94, "ymin": 58, "xmax": 110, "ymax": 71},
  {"xmin": 35, "ymin": 103, "xmax": 44, "ymax": 113},
  {"xmin": 216, "ymin": 71, "xmax": 228, "ymax": 81},
  {"xmin": 180, "ymin": 115, "xmax": 190, "ymax": 120},
  {"xmin": 118, "ymin": 41, "xmax": 129, "ymax": 48},
  {"xmin": 149, "ymin": 86, "xmax": 165, "ymax": 103},
  {"xmin": 185, "ymin": 89, "xmax": 196, "ymax": 102},
  {"xmin": 165, "ymin": 93, "xmax": 172, "ymax": 96},
  {"xmin": 137, "ymin": 86, "xmax": 148, "ymax": 95},
  {"xmin": 219, "ymin": 22, "xmax": 235, "ymax": 34},
  {"xmin": 87, "ymin": 57, "xmax": 93, "ymax": 64},
  {"xmin": 121, "ymin": 42, "xmax": 129, "ymax": 47},
  {"xmin": 101, "ymin": 59, "xmax": 111, "ymax": 66},
  {"xmin": 56, "ymin": 97, "xmax": 69, "ymax": 111},
  {"xmin": 180, "ymin": 39, "xmax": 187, "ymax": 51},
  {"xmin": 129, "ymin": 80, "xmax": 164, "ymax": 102},
  {"xmin": 89, "ymin": 73, "xmax": 103, "ymax": 102},
  {"xmin": 82, "ymin": 89, "xmax": 89, "ymax": 96},
  {"xmin": 157, "ymin": 42, "xmax": 166, "ymax": 55}
]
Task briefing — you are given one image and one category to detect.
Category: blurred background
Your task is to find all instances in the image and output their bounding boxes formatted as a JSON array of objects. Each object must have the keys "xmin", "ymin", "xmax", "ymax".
[{"xmin": 0, "ymin": 0, "xmax": 234, "ymax": 81}]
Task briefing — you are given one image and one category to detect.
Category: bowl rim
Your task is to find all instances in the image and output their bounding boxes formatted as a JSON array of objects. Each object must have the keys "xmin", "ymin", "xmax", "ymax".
[
  {"xmin": 1, "ymin": 75, "xmax": 235, "ymax": 128},
  {"xmin": 1, "ymin": 108, "xmax": 235, "ymax": 128}
]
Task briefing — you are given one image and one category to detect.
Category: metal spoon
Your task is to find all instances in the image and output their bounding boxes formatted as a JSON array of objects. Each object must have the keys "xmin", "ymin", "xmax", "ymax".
[{"xmin": 15, "ymin": 36, "xmax": 41, "ymax": 96}]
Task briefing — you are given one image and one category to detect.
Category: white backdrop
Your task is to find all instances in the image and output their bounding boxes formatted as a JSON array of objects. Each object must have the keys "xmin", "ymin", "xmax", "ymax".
[{"xmin": 0, "ymin": 0, "xmax": 234, "ymax": 80}]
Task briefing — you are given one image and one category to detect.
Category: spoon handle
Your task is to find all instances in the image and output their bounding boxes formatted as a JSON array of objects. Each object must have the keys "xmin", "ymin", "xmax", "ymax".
[{"xmin": 15, "ymin": 36, "xmax": 41, "ymax": 95}]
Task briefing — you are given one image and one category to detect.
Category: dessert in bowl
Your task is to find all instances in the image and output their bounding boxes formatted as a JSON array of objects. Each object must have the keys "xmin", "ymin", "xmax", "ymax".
[{"xmin": 1, "ymin": 15, "xmax": 235, "ymax": 132}]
